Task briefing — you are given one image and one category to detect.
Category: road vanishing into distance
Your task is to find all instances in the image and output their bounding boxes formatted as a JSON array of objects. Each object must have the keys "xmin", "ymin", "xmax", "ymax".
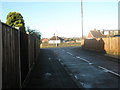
[{"xmin": 25, "ymin": 46, "xmax": 120, "ymax": 88}]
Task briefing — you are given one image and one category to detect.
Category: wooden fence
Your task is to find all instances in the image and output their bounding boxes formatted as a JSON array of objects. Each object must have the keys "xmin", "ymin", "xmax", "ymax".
[
  {"xmin": 0, "ymin": 22, "xmax": 40, "ymax": 89},
  {"xmin": 0, "ymin": 21, "xmax": 2, "ymax": 90},
  {"xmin": 81, "ymin": 37, "xmax": 120, "ymax": 55}
]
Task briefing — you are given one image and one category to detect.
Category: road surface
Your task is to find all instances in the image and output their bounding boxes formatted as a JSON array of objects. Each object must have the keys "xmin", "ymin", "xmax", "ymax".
[
  {"xmin": 52, "ymin": 46, "xmax": 120, "ymax": 88},
  {"xmin": 23, "ymin": 47, "xmax": 80, "ymax": 88},
  {"xmin": 24, "ymin": 46, "xmax": 120, "ymax": 89}
]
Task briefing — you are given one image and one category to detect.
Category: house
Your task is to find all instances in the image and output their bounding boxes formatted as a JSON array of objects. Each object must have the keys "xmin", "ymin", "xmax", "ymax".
[
  {"xmin": 65, "ymin": 40, "xmax": 75, "ymax": 43},
  {"xmin": 41, "ymin": 38, "xmax": 49, "ymax": 43},
  {"xmin": 48, "ymin": 35, "xmax": 64, "ymax": 44},
  {"xmin": 102, "ymin": 30, "xmax": 120, "ymax": 36},
  {"xmin": 87, "ymin": 29, "xmax": 105, "ymax": 39},
  {"xmin": 75, "ymin": 38, "xmax": 81, "ymax": 43}
]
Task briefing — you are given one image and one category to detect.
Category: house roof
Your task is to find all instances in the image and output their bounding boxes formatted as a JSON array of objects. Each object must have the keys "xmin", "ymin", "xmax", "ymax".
[
  {"xmin": 90, "ymin": 30, "xmax": 105, "ymax": 38},
  {"xmin": 41, "ymin": 38, "xmax": 49, "ymax": 42},
  {"xmin": 49, "ymin": 36, "xmax": 60, "ymax": 40}
]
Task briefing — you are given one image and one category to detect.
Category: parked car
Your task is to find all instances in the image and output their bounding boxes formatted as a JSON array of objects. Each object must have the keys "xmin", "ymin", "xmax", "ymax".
[{"xmin": 112, "ymin": 35, "xmax": 120, "ymax": 37}]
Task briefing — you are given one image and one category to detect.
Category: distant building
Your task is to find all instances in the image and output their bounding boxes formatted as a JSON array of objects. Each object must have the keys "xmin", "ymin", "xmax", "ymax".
[
  {"xmin": 41, "ymin": 38, "xmax": 49, "ymax": 43},
  {"xmin": 87, "ymin": 29, "xmax": 105, "ymax": 39},
  {"xmin": 48, "ymin": 35, "xmax": 64, "ymax": 44},
  {"xmin": 102, "ymin": 30, "xmax": 120, "ymax": 36},
  {"xmin": 75, "ymin": 38, "xmax": 81, "ymax": 43},
  {"xmin": 65, "ymin": 40, "xmax": 75, "ymax": 43}
]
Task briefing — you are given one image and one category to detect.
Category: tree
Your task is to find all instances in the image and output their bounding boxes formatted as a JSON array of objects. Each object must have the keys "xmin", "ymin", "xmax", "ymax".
[
  {"xmin": 6, "ymin": 12, "xmax": 26, "ymax": 33},
  {"xmin": 27, "ymin": 27, "xmax": 41, "ymax": 39}
]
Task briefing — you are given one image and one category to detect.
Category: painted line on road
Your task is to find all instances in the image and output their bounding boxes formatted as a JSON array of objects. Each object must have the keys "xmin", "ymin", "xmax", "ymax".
[
  {"xmin": 98, "ymin": 66, "xmax": 120, "ymax": 77},
  {"xmin": 76, "ymin": 56, "xmax": 90, "ymax": 63},
  {"xmin": 61, "ymin": 62, "xmax": 64, "ymax": 65},
  {"xmin": 67, "ymin": 52, "xmax": 73, "ymax": 56},
  {"xmin": 76, "ymin": 56, "xmax": 94, "ymax": 65},
  {"xmin": 74, "ymin": 75, "xmax": 78, "ymax": 80},
  {"xmin": 76, "ymin": 56, "xmax": 120, "ymax": 77},
  {"xmin": 88, "ymin": 62, "xmax": 93, "ymax": 65},
  {"xmin": 79, "ymin": 82, "xmax": 84, "ymax": 87},
  {"xmin": 48, "ymin": 57, "xmax": 51, "ymax": 60},
  {"xmin": 98, "ymin": 66, "xmax": 109, "ymax": 72},
  {"xmin": 58, "ymin": 59, "xmax": 61, "ymax": 62}
]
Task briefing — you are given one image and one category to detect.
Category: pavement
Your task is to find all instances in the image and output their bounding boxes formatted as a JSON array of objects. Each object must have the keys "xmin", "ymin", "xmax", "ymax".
[{"xmin": 23, "ymin": 48, "xmax": 82, "ymax": 88}]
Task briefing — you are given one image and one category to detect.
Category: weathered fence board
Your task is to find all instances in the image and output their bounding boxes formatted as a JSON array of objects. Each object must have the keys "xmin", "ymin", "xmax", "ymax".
[
  {"xmin": 0, "ymin": 21, "xmax": 2, "ymax": 90},
  {"xmin": 81, "ymin": 37, "xmax": 120, "ymax": 55},
  {"xmin": 2, "ymin": 23, "xmax": 21, "ymax": 88},
  {"xmin": 20, "ymin": 32, "xmax": 29, "ymax": 85},
  {"xmin": 1, "ymin": 22, "xmax": 40, "ymax": 89},
  {"xmin": 28, "ymin": 35, "xmax": 35, "ymax": 69}
]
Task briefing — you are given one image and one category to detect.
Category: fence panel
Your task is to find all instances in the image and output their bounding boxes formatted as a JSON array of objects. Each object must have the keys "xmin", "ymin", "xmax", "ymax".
[
  {"xmin": 2, "ymin": 23, "xmax": 20, "ymax": 88},
  {"xmin": 20, "ymin": 32, "xmax": 29, "ymax": 85},
  {"xmin": 28, "ymin": 35, "xmax": 35, "ymax": 69},
  {"xmin": 82, "ymin": 37, "xmax": 120, "ymax": 55},
  {"xmin": 1, "ymin": 22, "xmax": 40, "ymax": 88},
  {"xmin": 0, "ymin": 22, "xmax": 2, "ymax": 90}
]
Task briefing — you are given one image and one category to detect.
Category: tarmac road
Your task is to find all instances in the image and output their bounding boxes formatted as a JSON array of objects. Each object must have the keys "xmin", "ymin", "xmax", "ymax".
[
  {"xmin": 24, "ymin": 46, "xmax": 120, "ymax": 89},
  {"xmin": 23, "ymin": 48, "xmax": 80, "ymax": 88},
  {"xmin": 52, "ymin": 46, "xmax": 120, "ymax": 88}
]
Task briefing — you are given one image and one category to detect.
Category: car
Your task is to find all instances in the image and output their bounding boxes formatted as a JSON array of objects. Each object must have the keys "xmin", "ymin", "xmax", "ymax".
[{"xmin": 112, "ymin": 35, "xmax": 120, "ymax": 37}]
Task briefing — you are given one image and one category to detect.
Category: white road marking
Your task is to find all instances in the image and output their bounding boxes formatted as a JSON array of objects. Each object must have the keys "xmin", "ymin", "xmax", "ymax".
[
  {"xmin": 67, "ymin": 52, "xmax": 73, "ymax": 55},
  {"xmin": 98, "ymin": 66, "xmax": 109, "ymax": 72},
  {"xmin": 61, "ymin": 63, "xmax": 64, "ymax": 65},
  {"xmin": 98, "ymin": 66, "xmax": 120, "ymax": 77},
  {"xmin": 76, "ymin": 56, "xmax": 90, "ymax": 63},
  {"xmin": 88, "ymin": 62, "xmax": 93, "ymax": 65},
  {"xmin": 79, "ymin": 82, "xmax": 84, "ymax": 87},
  {"xmin": 58, "ymin": 59, "xmax": 61, "ymax": 62},
  {"xmin": 76, "ymin": 56, "xmax": 80, "ymax": 59},
  {"xmin": 74, "ymin": 75, "xmax": 78, "ymax": 79},
  {"xmin": 75, "ymin": 56, "xmax": 120, "ymax": 77},
  {"xmin": 48, "ymin": 58, "xmax": 51, "ymax": 60}
]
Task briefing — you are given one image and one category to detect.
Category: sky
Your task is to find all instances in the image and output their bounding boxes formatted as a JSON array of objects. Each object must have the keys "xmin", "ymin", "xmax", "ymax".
[{"xmin": 0, "ymin": 0, "xmax": 119, "ymax": 38}]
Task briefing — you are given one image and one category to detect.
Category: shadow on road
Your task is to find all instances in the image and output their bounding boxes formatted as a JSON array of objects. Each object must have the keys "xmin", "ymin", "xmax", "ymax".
[{"xmin": 23, "ymin": 49, "xmax": 82, "ymax": 88}]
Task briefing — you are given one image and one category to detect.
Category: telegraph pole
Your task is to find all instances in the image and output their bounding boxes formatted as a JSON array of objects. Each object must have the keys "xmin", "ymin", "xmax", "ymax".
[
  {"xmin": 81, "ymin": 0, "xmax": 83, "ymax": 39},
  {"xmin": 55, "ymin": 30, "xmax": 58, "ymax": 47},
  {"xmin": 56, "ymin": 33, "xmax": 57, "ymax": 47}
]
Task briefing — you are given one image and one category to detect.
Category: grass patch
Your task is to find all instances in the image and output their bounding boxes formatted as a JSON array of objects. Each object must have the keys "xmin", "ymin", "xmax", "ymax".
[{"xmin": 41, "ymin": 43, "xmax": 81, "ymax": 48}]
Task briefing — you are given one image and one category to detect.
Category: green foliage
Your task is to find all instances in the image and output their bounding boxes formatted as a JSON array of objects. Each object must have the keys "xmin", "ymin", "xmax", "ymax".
[
  {"xmin": 6, "ymin": 12, "xmax": 26, "ymax": 33},
  {"xmin": 27, "ymin": 27, "xmax": 41, "ymax": 39}
]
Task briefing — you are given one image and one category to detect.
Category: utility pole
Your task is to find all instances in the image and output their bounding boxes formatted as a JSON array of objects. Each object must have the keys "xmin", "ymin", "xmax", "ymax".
[
  {"xmin": 81, "ymin": 0, "xmax": 83, "ymax": 39},
  {"xmin": 54, "ymin": 33, "xmax": 57, "ymax": 47},
  {"xmin": 55, "ymin": 30, "xmax": 58, "ymax": 47}
]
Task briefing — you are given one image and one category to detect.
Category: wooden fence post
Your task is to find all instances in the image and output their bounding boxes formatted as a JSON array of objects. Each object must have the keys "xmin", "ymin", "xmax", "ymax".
[
  {"xmin": 28, "ymin": 34, "xmax": 30, "ymax": 70},
  {"xmin": 0, "ymin": 21, "xmax": 2, "ymax": 89},
  {"xmin": 18, "ymin": 30, "xmax": 22, "ymax": 88}
]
